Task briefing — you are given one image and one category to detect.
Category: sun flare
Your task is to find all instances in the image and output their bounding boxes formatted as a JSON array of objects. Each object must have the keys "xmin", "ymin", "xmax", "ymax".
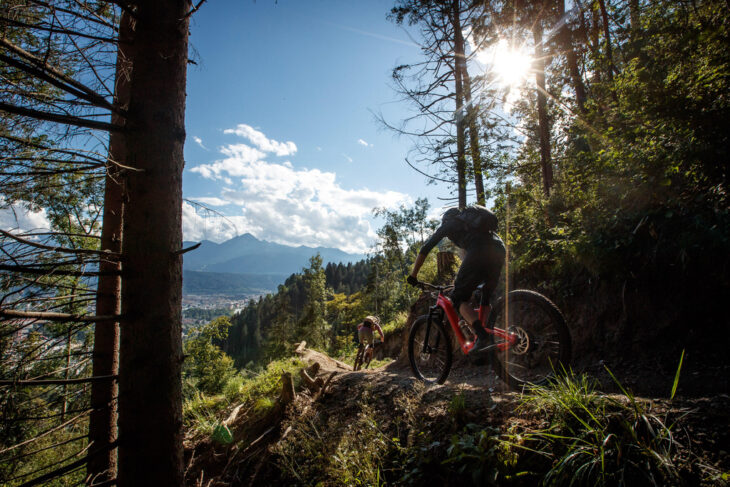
[{"xmin": 478, "ymin": 39, "xmax": 533, "ymax": 88}]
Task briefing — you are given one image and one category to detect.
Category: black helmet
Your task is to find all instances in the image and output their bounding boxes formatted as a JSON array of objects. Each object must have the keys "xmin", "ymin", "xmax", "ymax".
[
  {"xmin": 442, "ymin": 207, "xmax": 460, "ymax": 223},
  {"xmin": 363, "ymin": 315, "xmax": 380, "ymax": 326}
]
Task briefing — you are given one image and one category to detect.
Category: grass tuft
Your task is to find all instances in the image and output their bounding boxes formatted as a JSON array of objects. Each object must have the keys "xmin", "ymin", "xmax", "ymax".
[
  {"xmin": 183, "ymin": 356, "xmax": 305, "ymax": 438},
  {"xmin": 518, "ymin": 368, "xmax": 684, "ymax": 486}
]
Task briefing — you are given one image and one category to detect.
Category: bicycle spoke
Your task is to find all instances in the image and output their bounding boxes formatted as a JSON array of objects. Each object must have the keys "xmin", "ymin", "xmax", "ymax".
[
  {"xmin": 491, "ymin": 291, "xmax": 571, "ymax": 387},
  {"xmin": 409, "ymin": 316, "xmax": 451, "ymax": 383}
]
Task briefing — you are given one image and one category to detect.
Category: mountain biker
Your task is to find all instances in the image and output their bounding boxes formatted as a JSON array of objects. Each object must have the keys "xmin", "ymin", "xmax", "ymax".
[
  {"xmin": 357, "ymin": 315, "xmax": 385, "ymax": 349},
  {"xmin": 407, "ymin": 205, "xmax": 505, "ymax": 353}
]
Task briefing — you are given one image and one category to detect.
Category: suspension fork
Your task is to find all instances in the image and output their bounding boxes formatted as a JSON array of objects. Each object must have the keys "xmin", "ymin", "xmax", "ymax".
[{"xmin": 421, "ymin": 306, "xmax": 444, "ymax": 354}]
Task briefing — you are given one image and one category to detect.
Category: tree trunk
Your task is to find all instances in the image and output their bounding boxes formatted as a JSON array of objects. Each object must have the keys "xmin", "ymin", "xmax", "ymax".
[
  {"xmin": 459, "ymin": 62, "xmax": 486, "ymax": 205},
  {"xmin": 87, "ymin": 13, "xmax": 132, "ymax": 482},
  {"xmin": 453, "ymin": 7, "xmax": 486, "ymax": 205},
  {"xmin": 597, "ymin": 0, "xmax": 614, "ymax": 80},
  {"xmin": 436, "ymin": 251, "xmax": 457, "ymax": 284},
  {"xmin": 452, "ymin": 0, "xmax": 467, "ymax": 209},
  {"xmin": 629, "ymin": 0, "xmax": 640, "ymax": 40},
  {"xmin": 558, "ymin": 0, "xmax": 587, "ymax": 113},
  {"xmin": 117, "ymin": 2, "xmax": 190, "ymax": 486},
  {"xmin": 588, "ymin": 1, "xmax": 602, "ymax": 82},
  {"xmin": 533, "ymin": 21, "xmax": 553, "ymax": 197}
]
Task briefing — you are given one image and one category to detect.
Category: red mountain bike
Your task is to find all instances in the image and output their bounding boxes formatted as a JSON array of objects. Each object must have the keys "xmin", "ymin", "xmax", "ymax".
[{"xmin": 408, "ymin": 281, "xmax": 571, "ymax": 388}]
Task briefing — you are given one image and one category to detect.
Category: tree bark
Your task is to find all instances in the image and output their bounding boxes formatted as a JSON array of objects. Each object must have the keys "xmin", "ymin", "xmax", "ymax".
[
  {"xmin": 452, "ymin": 0, "xmax": 467, "ymax": 209},
  {"xmin": 588, "ymin": 1, "xmax": 602, "ymax": 82},
  {"xmin": 436, "ymin": 251, "xmax": 457, "ymax": 284},
  {"xmin": 117, "ymin": 2, "xmax": 190, "ymax": 486},
  {"xmin": 558, "ymin": 0, "xmax": 587, "ymax": 113},
  {"xmin": 453, "ymin": 4, "xmax": 486, "ymax": 205},
  {"xmin": 459, "ymin": 62, "xmax": 486, "ymax": 205},
  {"xmin": 533, "ymin": 21, "xmax": 553, "ymax": 197},
  {"xmin": 597, "ymin": 0, "xmax": 614, "ymax": 80},
  {"xmin": 87, "ymin": 11, "xmax": 132, "ymax": 483}
]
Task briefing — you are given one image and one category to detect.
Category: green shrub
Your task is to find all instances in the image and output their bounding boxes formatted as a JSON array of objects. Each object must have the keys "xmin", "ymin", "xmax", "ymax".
[
  {"xmin": 184, "ymin": 316, "xmax": 236, "ymax": 395},
  {"xmin": 443, "ymin": 424, "xmax": 518, "ymax": 486},
  {"xmin": 518, "ymin": 369, "xmax": 684, "ymax": 486}
]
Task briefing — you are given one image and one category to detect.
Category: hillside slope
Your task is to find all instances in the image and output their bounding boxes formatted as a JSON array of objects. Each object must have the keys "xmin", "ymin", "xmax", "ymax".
[{"xmin": 184, "ymin": 345, "xmax": 729, "ymax": 486}]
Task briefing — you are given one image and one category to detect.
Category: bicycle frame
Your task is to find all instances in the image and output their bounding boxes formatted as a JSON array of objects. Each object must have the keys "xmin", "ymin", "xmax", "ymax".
[{"xmin": 430, "ymin": 291, "xmax": 518, "ymax": 355}]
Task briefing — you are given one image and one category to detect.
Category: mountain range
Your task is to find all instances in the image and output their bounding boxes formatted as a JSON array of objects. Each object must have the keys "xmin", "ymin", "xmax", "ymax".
[{"xmin": 182, "ymin": 233, "xmax": 365, "ymax": 294}]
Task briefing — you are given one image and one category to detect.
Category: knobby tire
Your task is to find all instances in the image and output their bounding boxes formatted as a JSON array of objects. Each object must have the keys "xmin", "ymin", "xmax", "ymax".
[
  {"xmin": 487, "ymin": 290, "xmax": 571, "ymax": 389},
  {"xmin": 408, "ymin": 315, "xmax": 453, "ymax": 384},
  {"xmin": 353, "ymin": 345, "xmax": 364, "ymax": 371}
]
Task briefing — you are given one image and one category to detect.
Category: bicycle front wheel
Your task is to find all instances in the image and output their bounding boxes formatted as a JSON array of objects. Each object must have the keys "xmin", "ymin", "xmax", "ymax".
[
  {"xmin": 353, "ymin": 345, "xmax": 364, "ymax": 371},
  {"xmin": 363, "ymin": 347, "xmax": 373, "ymax": 369},
  {"xmin": 408, "ymin": 315, "xmax": 452, "ymax": 384},
  {"xmin": 489, "ymin": 290, "xmax": 571, "ymax": 389}
]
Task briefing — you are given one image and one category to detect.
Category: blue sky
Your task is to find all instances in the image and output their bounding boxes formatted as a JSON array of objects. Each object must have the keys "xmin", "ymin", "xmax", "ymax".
[{"xmin": 181, "ymin": 0, "xmax": 451, "ymax": 253}]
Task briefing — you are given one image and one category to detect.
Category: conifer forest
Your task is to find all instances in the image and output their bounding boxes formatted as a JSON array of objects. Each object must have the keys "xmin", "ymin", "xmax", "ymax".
[{"xmin": 0, "ymin": 1, "xmax": 728, "ymax": 485}]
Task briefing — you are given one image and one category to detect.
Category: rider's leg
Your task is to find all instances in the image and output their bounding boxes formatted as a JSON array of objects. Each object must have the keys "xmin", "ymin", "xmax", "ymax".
[
  {"xmin": 459, "ymin": 302, "xmax": 479, "ymax": 326},
  {"xmin": 452, "ymin": 255, "xmax": 490, "ymax": 344},
  {"xmin": 453, "ymin": 243, "xmax": 506, "ymax": 349}
]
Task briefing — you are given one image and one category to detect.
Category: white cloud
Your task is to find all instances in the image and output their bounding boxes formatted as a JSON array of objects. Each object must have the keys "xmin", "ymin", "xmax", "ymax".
[
  {"xmin": 191, "ymin": 144, "xmax": 266, "ymax": 179},
  {"xmin": 357, "ymin": 138, "xmax": 372, "ymax": 147},
  {"xmin": 223, "ymin": 124, "xmax": 297, "ymax": 156},
  {"xmin": 192, "ymin": 136, "xmax": 208, "ymax": 150},
  {"xmin": 341, "ymin": 154, "xmax": 353, "ymax": 163},
  {"xmin": 187, "ymin": 129, "xmax": 409, "ymax": 253},
  {"xmin": 0, "ymin": 198, "xmax": 51, "ymax": 233}
]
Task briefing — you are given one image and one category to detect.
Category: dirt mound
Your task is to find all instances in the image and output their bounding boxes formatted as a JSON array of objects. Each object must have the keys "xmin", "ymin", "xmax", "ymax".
[{"xmin": 294, "ymin": 343, "xmax": 353, "ymax": 372}]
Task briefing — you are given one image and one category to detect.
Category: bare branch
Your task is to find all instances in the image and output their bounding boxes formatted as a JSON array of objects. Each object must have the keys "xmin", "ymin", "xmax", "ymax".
[
  {"xmin": 183, "ymin": 0, "xmax": 208, "ymax": 19},
  {"xmin": 0, "ymin": 229, "xmax": 120, "ymax": 257},
  {"xmin": 0, "ymin": 375, "xmax": 117, "ymax": 386},
  {"xmin": 0, "ymin": 264, "xmax": 119, "ymax": 277},
  {"xmin": 0, "ymin": 101, "xmax": 123, "ymax": 132}
]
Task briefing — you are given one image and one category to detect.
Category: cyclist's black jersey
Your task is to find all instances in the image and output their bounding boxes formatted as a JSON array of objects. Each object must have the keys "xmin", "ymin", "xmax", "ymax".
[{"xmin": 419, "ymin": 216, "xmax": 503, "ymax": 255}]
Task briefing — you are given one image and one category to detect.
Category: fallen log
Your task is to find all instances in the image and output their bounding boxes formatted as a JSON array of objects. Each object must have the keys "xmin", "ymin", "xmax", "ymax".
[{"xmin": 299, "ymin": 361, "xmax": 324, "ymax": 393}]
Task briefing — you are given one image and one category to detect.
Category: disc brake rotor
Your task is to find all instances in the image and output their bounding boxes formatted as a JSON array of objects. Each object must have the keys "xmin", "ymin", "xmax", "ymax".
[{"xmin": 509, "ymin": 326, "xmax": 530, "ymax": 355}]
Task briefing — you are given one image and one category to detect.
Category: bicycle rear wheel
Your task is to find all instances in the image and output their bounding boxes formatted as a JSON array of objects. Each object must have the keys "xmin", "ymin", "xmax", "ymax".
[
  {"xmin": 408, "ymin": 315, "xmax": 452, "ymax": 384},
  {"xmin": 488, "ymin": 290, "xmax": 571, "ymax": 389}
]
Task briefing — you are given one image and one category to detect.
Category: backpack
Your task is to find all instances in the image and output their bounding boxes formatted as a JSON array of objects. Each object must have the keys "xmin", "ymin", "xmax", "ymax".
[{"xmin": 457, "ymin": 205, "xmax": 498, "ymax": 233}]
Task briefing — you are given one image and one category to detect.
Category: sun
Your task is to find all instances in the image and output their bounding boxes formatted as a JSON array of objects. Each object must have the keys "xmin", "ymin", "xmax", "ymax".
[{"xmin": 477, "ymin": 39, "xmax": 533, "ymax": 88}]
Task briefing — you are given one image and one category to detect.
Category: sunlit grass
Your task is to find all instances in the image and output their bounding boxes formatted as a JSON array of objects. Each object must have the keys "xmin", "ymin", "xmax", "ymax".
[
  {"xmin": 183, "ymin": 356, "xmax": 305, "ymax": 437},
  {"xmin": 381, "ymin": 311, "xmax": 408, "ymax": 335}
]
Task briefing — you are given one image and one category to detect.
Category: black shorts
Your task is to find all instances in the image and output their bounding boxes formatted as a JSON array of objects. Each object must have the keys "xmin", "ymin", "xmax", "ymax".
[{"xmin": 451, "ymin": 241, "xmax": 506, "ymax": 309}]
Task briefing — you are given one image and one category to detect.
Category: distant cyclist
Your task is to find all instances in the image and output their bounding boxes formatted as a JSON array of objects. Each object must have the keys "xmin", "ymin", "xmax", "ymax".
[
  {"xmin": 407, "ymin": 205, "xmax": 505, "ymax": 353},
  {"xmin": 355, "ymin": 315, "xmax": 385, "ymax": 369},
  {"xmin": 357, "ymin": 315, "xmax": 385, "ymax": 349}
]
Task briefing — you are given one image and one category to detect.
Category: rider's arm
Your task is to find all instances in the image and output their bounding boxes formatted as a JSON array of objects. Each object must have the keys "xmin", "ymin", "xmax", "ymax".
[
  {"xmin": 373, "ymin": 323, "xmax": 385, "ymax": 342},
  {"xmin": 409, "ymin": 253, "xmax": 427, "ymax": 280},
  {"xmin": 410, "ymin": 222, "xmax": 450, "ymax": 278}
]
